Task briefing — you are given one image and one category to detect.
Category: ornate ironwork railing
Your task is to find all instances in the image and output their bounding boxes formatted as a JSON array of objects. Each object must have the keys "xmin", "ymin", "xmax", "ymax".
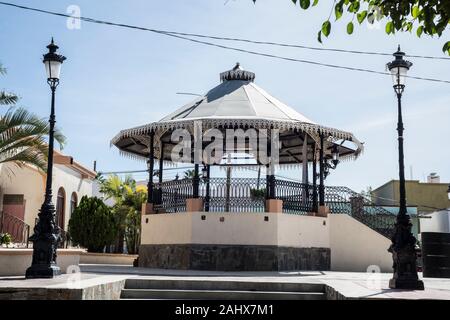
[
  {"xmin": 201, "ymin": 177, "xmax": 267, "ymax": 212},
  {"xmin": 154, "ymin": 178, "xmax": 193, "ymax": 213},
  {"xmin": 150, "ymin": 177, "xmax": 396, "ymax": 238},
  {"xmin": 59, "ymin": 228, "xmax": 71, "ymax": 249},
  {"xmin": 275, "ymin": 179, "xmax": 315, "ymax": 214},
  {"xmin": 34, "ymin": 218, "xmax": 71, "ymax": 248},
  {"xmin": 324, "ymin": 186, "xmax": 396, "ymax": 238},
  {"xmin": 0, "ymin": 211, "xmax": 30, "ymax": 247}
]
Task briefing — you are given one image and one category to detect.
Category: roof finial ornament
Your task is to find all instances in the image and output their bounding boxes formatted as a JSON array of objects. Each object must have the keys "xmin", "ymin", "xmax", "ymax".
[{"xmin": 220, "ymin": 63, "xmax": 255, "ymax": 82}]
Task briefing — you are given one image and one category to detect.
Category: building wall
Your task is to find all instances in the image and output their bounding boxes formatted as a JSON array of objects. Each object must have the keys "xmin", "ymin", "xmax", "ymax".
[
  {"xmin": 372, "ymin": 182, "xmax": 396, "ymax": 206},
  {"xmin": 0, "ymin": 163, "xmax": 45, "ymax": 228},
  {"xmin": 52, "ymin": 164, "xmax": 94, "ymax": 230},
  {"xmin": 0, "ymin": 162, "xmax": 93, "ymax": 231},
  {"xmin": 373, "ymin": 180, "xmax": 450, "ymax": 213}
]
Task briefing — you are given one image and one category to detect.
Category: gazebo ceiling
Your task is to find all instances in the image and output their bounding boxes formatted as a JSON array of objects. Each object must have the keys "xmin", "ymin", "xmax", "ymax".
[{"xmin": 112, "ymin": 63, "xmax": 364, "ymax": 164}]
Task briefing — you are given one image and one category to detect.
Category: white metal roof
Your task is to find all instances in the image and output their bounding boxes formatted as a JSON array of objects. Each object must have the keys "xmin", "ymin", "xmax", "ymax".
[{"xmin": 160, "ymin": 79, "xmax": 316, "ymax": 124}]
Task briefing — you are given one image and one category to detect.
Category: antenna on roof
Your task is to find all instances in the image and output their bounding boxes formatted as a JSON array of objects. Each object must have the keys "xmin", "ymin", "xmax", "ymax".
[{"xmin": 176, "ymin": 92, "xmax": 202, "ymax": 97}]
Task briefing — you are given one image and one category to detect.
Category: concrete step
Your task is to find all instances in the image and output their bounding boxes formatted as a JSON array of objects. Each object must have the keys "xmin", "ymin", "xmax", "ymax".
[
  {"xmin": 120, "ymin": 288, "xmax": 326, "ymax": 300},
  {"xmin": 124, "ymin": 278, "xmax": 324, "ymax": 293}
]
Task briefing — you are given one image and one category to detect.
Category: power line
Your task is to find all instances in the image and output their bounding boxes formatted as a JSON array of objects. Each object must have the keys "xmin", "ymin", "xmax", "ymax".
[
  {"xmin": 1, "ymin": 1, "xmax": 449, "ymax": 60},
  {"xmin": 369, "ymin": 193, "xmax": 449, "ymax": 212},
  {"xmin": 99, "ymin": 166, "xmax": 193, "ymax": 175},
  {"xmin": 179, "ymin": 32, "xmax": 450, "ymax": 61},
  {"xmin": 1, "ymin": 2, "xmax": 449, "ymax": 84}
]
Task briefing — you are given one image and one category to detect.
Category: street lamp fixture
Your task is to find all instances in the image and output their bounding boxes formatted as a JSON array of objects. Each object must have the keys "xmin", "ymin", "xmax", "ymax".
[
  {"xmin": 202, "ymin": 165, "xmax": 208, "ymax": 179},
  {"xmin": 387, "ymin": 46, "xmax": 412, "ymax": 95},
  {"xmin": 323, "ymin": 144, "xmax": 340, "ymax": 180},
  {"xmin": 43, "ymin": 38, "xmax": 66, "ymax": 87},
  {"xmin": 26, "ymin": 39, "xmax": 66, "ymax": 279},
  {"xmin": 331, "ymin": 144, "xmax": 340, "ymax": 168},
  {"xmin": 386, "ymin": 45, "xmax": 424, "ymax": 290}
]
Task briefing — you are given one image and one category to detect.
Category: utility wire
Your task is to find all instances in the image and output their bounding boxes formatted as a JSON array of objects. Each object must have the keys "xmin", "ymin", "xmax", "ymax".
[
  {"xmin": 99, "ymin": 166, "xmax": 193, "ymax": 175},
  {"xmin": 1, "ymin": 1, "xmax": 449, "ymax": 60},
  {"xmin": 368, "ymin": 193, "xmax": 449, "ymax": 212},
  {"xmin": 1, "ymin": 2, "xmax": 449, "ymax": 84}
]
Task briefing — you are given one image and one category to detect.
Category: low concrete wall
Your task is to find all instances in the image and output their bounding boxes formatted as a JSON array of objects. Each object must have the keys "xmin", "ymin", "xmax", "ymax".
[
  {"xmin": 139, "ymin": 212, "xmax": 330, "ymax": 271},
  {"xmin": 142, "ymin": 212, "xmax": 329, "ymax": 248},
  {"xmin": 329, "ymin": 214, "xmax": 392, "ymax": 272},
  {"xmin": 80, "ymin": 252, "xmax": 138, "ymax": 265},
  {"xmin": 139, "ymin": 244, "xmax": 330, "ymax": 271},
  {"xmin": 140, "ymin": 212, "xmax": 393, "ymax": 272},
  {"xmin": 0, "ymin": 249, "xmax": 84, "ymax": 276}
]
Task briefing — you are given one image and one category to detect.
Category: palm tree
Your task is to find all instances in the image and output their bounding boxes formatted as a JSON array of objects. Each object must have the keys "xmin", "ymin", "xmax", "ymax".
[
  {"xmin": 0, "ymin": 62, "xmax": 66, "ymax": 172},
  {"xmin": 98, "ymin": 174, "xmax": 128, "ymax": 203},
  {"xmin": 0, "ymin": 63, "xmax": 18, "ymax": 106},
  {"xmin": 184, "ymin": 169, "xmax": 195, "ymax": 179},
  {"xmin": 99, "ymin": 174, "xmax": 146, "ymax": 254}
]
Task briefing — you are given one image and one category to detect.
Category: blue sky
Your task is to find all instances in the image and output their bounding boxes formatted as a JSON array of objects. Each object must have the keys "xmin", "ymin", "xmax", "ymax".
[{"xmin": 0, "ymin": 0, "xmax": 449, "ymax": 192}]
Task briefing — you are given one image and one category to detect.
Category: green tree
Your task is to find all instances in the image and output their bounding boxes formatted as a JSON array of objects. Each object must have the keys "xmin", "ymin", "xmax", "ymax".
[
  {"xmin": 0, "ymin": 62, "xmax": 66, "ymax": 172},
  {"xmin": 99, "ymin": 174, "xmax": 146, "ymax": 254},
  {"xmin": 68, "ymin": 196, "xmax": 118, "ymax": 252},
  {"xmin": 253, "ymin": 0, "xmax": 450, "ymax": 55},
  {"xmin": 184, "ymin": 169, "xmax": 196, "ymax": 179},
  {"xmin": 122, "ymin": 186, "xmax": 146, "ymax": 254}
]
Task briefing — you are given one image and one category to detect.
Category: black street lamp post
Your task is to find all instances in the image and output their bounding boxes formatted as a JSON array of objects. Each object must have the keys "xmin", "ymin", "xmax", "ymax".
[
  {"xmin": 147, "ymin": 132, "xmax": 155, "ymax": 204},
  {"xmin": 386, "ymin": 46, "xmax": 424, "ymax": 290},
  {"xmin": 26, "ymin": 39, "xmax": 66, "ymax": 279}
]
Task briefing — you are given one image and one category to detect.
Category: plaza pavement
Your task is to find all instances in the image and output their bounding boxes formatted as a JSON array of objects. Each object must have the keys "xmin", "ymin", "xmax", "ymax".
[{"xmin": 1, "ymin": 264, "xmax": 450, "ymax": 300}]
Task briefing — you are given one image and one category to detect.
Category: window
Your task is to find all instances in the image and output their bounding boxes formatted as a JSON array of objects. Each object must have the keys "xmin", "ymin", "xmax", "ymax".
[
  {"xmin": 70, "ymin": 192, "xmax": 78, "ymax": 215},
  {"xmin": 56, "ymin": 187, "xmax": 65, "ymax": 230},
  {"xmin": 3, "ymin": 194, "xmax": 24, "ymax": 205}
]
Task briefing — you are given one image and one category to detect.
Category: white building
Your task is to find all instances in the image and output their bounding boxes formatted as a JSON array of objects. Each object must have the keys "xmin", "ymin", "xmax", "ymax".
[
  {"xmin": 420, "ymin": 209, "xmax": 450, "ymax": 234},
  {"xmin": 0, "ymin": 150, "xmax": 96, "ymax": 233}
]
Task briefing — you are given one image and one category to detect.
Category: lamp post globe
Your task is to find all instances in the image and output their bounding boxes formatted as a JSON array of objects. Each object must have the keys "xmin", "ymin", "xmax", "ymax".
[
  {"xmin": 26, "ymin": 39, "xmax": 66, "ymax": 279},
  {"xmin": 43, "ymin": 38, "xmax": 66, "ymax": 87},
  {"xmin": 331, "ymin": 144, "xmax": 340, "ymax": 167},
  {"xmin": 386, "ymin": 46, "xmax": 424, "ymax": 290},
  {"xmin": 387, "ymin": 45, "xmax": 412, "ymax": 95}
]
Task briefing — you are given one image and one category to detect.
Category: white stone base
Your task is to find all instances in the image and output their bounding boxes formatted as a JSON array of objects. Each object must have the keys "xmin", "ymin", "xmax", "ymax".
[
  {"xmin": 80, "ymin": 252, "xmax": 138, "ymax": 265},
  {"xmin": 0, "ymin": 248, "xmax": 84, "ymax": 276},
  {"xmin": 140, "ymin": 212, "xmax": 394, "ymax": 272}
]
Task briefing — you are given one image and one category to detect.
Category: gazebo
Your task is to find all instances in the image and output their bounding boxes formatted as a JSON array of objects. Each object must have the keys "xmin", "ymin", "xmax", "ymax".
[{"xmin": 112, "ymin": 63, "xmax": 365, "ymax": 271}]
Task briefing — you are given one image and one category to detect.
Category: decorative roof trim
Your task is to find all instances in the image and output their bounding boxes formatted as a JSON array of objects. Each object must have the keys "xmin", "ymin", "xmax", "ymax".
[
  {"xmin": 220, "ymin": 63, "xmax": 255, "ymax": 82},
  {"xmin": 111, "ymin": 118, "xmax": 364, "ymax": 161}
]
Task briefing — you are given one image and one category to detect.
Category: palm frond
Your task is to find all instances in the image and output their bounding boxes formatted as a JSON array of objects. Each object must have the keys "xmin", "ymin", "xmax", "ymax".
[
  {"xmin": 0, "ymin": 107, "xmax": 66, "ymax": 148},
  {"xmin": 0, "ymin": 147, "xmax": 47, "ymax": 171},
  {"xmin": 0, "ymin": 107, "xmax": 66, "ymax": 171},
  {"xmin": 0, "ymin": 63, "xmax": 6, "ymax": 75},
  {"xmin": 0, "ymin": 91, "xmax": 19, "ymax": 105}
]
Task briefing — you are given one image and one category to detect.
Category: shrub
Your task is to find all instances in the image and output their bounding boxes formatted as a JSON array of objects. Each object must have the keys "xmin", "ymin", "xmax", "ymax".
[
  {"xmin": 68, "ymin": 196, "xmax": 118, "ymax": 253},
  {"xmin": 0, "ymin": 233, "xmax": 12, "ymax": 246},
  {"xmin": 250, "ymin": 188, "xmax": 266, "ymax": 199}
]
